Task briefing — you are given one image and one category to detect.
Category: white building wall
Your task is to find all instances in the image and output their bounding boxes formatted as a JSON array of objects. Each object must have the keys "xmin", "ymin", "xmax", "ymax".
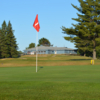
[{"xmin": 30, "ymin": 51, "xmax": 34, "ymax": 55}]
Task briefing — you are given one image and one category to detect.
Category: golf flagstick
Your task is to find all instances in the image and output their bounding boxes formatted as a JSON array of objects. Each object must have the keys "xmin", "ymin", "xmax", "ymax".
[
  {"xmin": 36, "ymin": 32, "xmax": 38, "ymax": 72},
  {"xmin": 33, "ymin": 14, "xmax": 40, "ymax": 73}
]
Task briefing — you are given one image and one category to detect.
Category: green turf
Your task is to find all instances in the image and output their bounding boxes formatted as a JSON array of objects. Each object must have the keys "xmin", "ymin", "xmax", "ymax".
[
  {"xmin": 0, "ymin": 54, "xmax": 97, "ymax": 67},
  {"xmin": 0, "ymin": 65, "xmax": 100, "ymax": 100}
]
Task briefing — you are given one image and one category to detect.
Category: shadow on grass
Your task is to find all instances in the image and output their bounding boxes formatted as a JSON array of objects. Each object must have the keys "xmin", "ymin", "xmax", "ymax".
[
  {"xmin": 38, "ymin": 66, "xmax": 43, "ymax": 72},
  {"xmin": 69, "ymin": 59, "xmax": 91, "ymax": 61}
]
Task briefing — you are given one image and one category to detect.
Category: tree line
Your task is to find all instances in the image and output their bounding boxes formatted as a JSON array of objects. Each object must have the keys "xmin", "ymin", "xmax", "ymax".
[
  {"xmin": 62, "ymin": 0, "xmax": 100, "ymax": 59},
  {"xmin": 0, "ymin": 21, "xmax": 18, "ymax": 58}
]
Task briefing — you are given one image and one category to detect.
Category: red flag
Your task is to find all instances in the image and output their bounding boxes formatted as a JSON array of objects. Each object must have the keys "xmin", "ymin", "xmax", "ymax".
[{"xmin": 33, "ymin": 14, "xmax": 40, "ymax": 32}]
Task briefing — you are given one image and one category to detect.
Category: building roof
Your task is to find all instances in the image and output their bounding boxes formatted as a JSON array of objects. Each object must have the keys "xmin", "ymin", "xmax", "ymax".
[{"xmin": 24, "ymin": 46, "xmax": 76, "ymax": 51}]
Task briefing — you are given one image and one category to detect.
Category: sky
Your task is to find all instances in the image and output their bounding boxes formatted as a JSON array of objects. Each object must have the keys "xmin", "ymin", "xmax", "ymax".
[{"xmin": 0, "ymin": 0, "xmax": 80, "ymax": 51}]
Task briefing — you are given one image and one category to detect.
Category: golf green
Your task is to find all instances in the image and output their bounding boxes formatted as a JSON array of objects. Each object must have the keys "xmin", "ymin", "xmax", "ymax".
[{"xmin": 0, "ymin": 65, "xmax": 100, "ymax": 100}]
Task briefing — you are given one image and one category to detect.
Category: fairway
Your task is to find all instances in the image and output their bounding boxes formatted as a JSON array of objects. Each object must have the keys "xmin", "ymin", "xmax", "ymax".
[{"xmin": 0, "ymin": 65, "xmax": 100, "ymax": 100}]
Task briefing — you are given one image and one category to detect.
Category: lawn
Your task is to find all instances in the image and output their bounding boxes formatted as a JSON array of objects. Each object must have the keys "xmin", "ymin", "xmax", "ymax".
[
  {"xmin": 0, "ymin": 65, "xmax": 100, "ymax": 100},
  {"xmin": 0, "ymin": 54, "xmax": 100, "ymax": 67},
  {"xmin": 0, "ymin": 55, "xmax": 100, "ymax": 100}
]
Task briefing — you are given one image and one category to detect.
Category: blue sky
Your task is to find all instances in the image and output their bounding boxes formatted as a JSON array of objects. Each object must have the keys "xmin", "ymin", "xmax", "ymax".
[{"xmin": 0, "ymin": 0, "xmax": 80, "ymax": 51}]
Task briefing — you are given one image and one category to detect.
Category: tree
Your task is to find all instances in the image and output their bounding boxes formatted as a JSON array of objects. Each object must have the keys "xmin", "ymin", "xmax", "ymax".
[
  {"xmin": 0, "ymin": 29, "xmax": 2, "ymax": 58},
  {"xmin": 0, "ymin": 21, "xmax": 19, "ymax": 58},
  {"xmin": 97, "ymin": 50, "xmax": 100, "ymax": 59},
  {"xmin": 38, "ymin": 37, "xmax": 51, "ymax": 46},
  {"xmin": 26, "ymin": 43, "xmax": 35, "ymax": 49},
  {"xmin": 0, "ymin": 21, "xmax": 9, "ymax": 58},
  {"xmin": 62, "ymin": 0, "xmax": 100, "ymax": 59},
  {"xmin": 7, "ymin": 21, "xmax": 18, "ymax": 58},
  {"xmin": 28, "ymin": 43, "xmax": 35, "ymax": 48},
  {"xmin": 74, "ymin": 37, "xmax": 93, "ymax": 56},
  {"xmin": 18, "ymin": 50, "xmax": 23, "ymax": 56}
]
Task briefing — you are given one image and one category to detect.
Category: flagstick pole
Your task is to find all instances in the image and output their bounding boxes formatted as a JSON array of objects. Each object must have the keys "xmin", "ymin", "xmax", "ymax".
[{"xmin": 36, "ymin": 32, "xmax": 38, "ymax": 73}]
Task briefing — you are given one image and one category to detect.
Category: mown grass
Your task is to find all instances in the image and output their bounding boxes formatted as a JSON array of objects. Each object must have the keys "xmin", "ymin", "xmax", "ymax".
[
  {"xmin": 0, "ymin": 54, "xmax": 100, "ymax": 67},
  {"xmin": 0, "ymin": 65, "xmax": 100, "ymax": 100},
  {"xmin": 0, "ymin": 55, "xmax": 100, "ymax": 100}
]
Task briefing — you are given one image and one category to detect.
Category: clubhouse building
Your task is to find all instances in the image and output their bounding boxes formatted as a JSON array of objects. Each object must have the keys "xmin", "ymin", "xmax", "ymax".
[{"xmin": 23, "ymin": 46, "xmax": 77, "ymax": 55}]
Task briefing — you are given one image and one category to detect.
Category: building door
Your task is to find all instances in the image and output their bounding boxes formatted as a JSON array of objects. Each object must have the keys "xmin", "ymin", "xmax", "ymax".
[
  {"xmin": 55, "ymin": 51, "xmax": 57, "ymax": 54},
  {"xmin": 31, "ymin": 51, "xmax": 34, "ymax": 55}
]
